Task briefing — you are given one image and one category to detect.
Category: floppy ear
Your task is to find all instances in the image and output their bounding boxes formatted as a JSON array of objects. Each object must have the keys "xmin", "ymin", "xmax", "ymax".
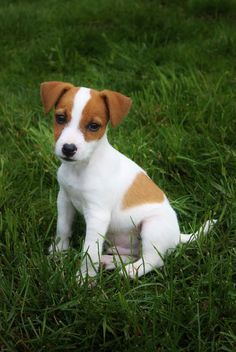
[
  {"xmin": 40, "ymin": 81, "xmax": 74, "ymax": 113},
  {"xmin": 100, "ymin": 90, "xmax": 132, "ymax": 127}
]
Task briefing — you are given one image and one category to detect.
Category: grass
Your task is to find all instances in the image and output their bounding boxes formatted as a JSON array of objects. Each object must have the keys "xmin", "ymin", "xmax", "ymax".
[{"xmin": 0, "ymin": 0, "xmax": 235, "ymax": 350}]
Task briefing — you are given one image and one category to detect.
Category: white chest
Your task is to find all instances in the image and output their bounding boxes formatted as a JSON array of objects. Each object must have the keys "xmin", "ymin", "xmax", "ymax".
[
  {"xmin": 57, "ymin": 162, "xmax": 118, "ymax": 215},
  {"xmin": 57, "ymin": 165, "xmax": 87, "ymax": 213}
]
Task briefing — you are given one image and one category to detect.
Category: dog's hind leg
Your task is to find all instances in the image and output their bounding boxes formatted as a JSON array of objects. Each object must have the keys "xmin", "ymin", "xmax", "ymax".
[
  {"xmin": 101, "ymin": 254, "xmax": 135, "ymax": 270},
  {"xmin": 120, "ymin": 214, "xmax": 180, "ymax": 278}
]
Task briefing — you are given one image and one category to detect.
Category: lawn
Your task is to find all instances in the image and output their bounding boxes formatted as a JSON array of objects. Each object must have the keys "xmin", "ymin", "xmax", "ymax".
[{"xmin": 0, "ymin": 0, "xmax": 235, "ymax": 350}]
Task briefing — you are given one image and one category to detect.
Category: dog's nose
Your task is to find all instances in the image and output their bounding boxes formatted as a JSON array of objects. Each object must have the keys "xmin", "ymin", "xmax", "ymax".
[{"xmin": 62, "ymin": 143, "xmax": 77, "ymax": 157}]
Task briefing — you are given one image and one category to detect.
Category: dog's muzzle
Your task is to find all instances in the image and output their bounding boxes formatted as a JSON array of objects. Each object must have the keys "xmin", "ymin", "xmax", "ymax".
[{"xmin": 62, "ymin": 143, "xmax": 77, "ymax": 158}]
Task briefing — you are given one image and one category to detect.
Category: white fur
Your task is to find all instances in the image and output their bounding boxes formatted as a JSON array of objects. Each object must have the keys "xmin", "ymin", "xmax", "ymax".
[
  {"xmin": 50, "ymin": 88, "xmax": 216, "ymax": 280},
  {"xmin": 54, "ymin": 87, "xmax": 97, "ymax": 162}
]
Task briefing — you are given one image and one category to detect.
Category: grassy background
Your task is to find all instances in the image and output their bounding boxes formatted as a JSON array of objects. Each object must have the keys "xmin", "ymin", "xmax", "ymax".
[{"xmin": 0, "ymin": 0, "xmax": 236, "ymax": 350}]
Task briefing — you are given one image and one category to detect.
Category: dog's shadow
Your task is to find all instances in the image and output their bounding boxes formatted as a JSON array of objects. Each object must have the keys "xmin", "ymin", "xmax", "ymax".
[{"xmin": 70, "ymin": 213, "xmax": 86, "ymax": 250}]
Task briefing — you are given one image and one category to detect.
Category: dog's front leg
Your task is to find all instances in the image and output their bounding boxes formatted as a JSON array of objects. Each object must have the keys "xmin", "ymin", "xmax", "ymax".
[
  {"xmin": 49, "ymin": 187, "xmax": 75, "ymax": 252},
  {"xmin": 79, "ymin": 210, "xmax": 110, "ymax": 280}
]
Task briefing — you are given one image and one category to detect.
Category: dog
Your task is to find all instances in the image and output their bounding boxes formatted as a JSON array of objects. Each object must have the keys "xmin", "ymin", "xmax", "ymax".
[{"xmin": 40, "ymin": 81, "xmax": 215, "ymax": 280}]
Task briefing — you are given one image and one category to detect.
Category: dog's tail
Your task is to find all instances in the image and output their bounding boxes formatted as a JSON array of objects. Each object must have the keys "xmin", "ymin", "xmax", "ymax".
[{"xmin": 179, "ymin": 219, "xmax": 217, "ymax": 244}]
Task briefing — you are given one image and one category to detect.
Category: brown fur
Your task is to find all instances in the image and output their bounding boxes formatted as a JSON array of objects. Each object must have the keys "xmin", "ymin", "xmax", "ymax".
[
  {"xmin": 122, "ymin": 172, "xmax": 165, "ymax": 209},
  {"xmin": 100, "ymin": 90, "xmax": 132, "ymax": 127},
  {"xmin": 40, "ymin": 81, "xmax": 74, "ymax": 114},
  {"xmin": 54, "ymin": 87, "xmax": 79, "ymax": 141},
  {"xmin": 40, "ymin": 81, "xmax": 132, "ymax": 142},
  {"xmin": 80, "ymin": 90, "xmax": 109, "ymax": 142}
]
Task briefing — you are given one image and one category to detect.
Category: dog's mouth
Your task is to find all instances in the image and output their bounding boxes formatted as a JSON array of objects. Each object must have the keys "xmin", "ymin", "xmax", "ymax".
[{"xmin": 60, "ymin": 157, "xmax": 77, "ymax": 162}]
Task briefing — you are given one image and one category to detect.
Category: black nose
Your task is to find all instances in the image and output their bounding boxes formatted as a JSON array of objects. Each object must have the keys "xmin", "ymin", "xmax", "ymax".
[{"xmin": 62, "ymin": 143, "xmax": 77, "ymax": 157}]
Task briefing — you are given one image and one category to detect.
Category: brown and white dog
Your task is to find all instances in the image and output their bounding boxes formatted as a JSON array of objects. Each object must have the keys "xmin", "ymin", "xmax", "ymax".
[{"xmin": 40, "ymin": 81, "xmax": 215, "ymax": 280}]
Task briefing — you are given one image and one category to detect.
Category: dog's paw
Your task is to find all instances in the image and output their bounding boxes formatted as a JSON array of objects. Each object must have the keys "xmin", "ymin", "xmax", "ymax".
[
  {"xmin": 48, "ymin": 239, "xmax": 69, "ymax": 253},
  {"xmin": 119, "ymin": 263, "xmax": 139, "ymax": 279},
  {"xmin": 100, "ymin": 255, "xmax": 117, "ymax": 270},
  {"xmin": 77, "ymin": 275, "xmax": 97, "ymax": 288},
  {"xmin": 76, "ymin": 267, "xmax": 98, "ymax": 287}
]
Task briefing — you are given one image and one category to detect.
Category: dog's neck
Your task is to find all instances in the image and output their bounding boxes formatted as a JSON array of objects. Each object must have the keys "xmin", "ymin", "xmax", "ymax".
[{"xmin": 88, "ymin": 133, "xmax": 111, "ymax": 163}]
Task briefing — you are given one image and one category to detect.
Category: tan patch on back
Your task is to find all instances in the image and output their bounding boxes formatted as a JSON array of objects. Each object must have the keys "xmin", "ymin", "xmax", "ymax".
[
  {"xmin": 122, "ymin": 172, "xmax": 165, "ymax": 209},
  {"xmin": 80, "ymin": 89, "xmax": 109, "ymax": 141},
  {"xmin": 54, "ymin": 87, "xmax": 79, "ymax": 141}
]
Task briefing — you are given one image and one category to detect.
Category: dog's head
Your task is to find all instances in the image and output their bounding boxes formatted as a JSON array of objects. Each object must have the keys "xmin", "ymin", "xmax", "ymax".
[{"xmin": 40, "ymin": 81, "xmax": 132, "ymax": 163}]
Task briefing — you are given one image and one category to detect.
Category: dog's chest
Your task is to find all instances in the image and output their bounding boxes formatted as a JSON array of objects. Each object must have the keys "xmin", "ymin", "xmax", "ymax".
[
  {"xmin": 57, "ymin": 166, "xmax": 89, "ymax": 212},
  {"xmin": 57, "ymin": 164, "xmax": 113, "ymax": 214}
]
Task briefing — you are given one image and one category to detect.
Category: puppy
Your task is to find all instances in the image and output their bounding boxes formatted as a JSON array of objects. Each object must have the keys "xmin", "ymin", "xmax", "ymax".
[{"xmin": 40, "ymin": 81, "xmax": 215, "ymax": 279}]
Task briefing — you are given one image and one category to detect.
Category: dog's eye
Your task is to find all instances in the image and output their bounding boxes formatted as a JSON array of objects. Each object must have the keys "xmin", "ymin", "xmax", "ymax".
[
  {"xmin": 87, "ymin": 122, "xmax": 101, "ymax": 132},
  {"xmin": 56, "ymin": 114, "xmax": 67, "ymax": 124}
]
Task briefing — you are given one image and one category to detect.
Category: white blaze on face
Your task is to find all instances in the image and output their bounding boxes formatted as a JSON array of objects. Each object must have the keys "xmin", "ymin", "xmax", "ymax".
[
  {"xmin": 55, "ymin": 88, "xmax": 93, "ymax": 161},
  {"xmin": 70, "ymin": 88, "xmax": 91, "ymax": 129}
]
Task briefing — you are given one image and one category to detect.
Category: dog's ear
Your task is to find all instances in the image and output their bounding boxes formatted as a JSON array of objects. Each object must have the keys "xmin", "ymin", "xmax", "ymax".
[
  {"xmin": 40, "ymin": 81, "xmax": 74, "ymax": 113},
  {"xmin": 100, "ymin": 90, "xmax": 132, "ymax": 127}
]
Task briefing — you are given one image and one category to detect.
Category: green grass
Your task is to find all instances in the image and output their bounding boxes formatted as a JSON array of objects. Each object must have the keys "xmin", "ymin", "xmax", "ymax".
[{"xmin": 0, "ymin": 0, "xmax": 236, "ymax": 350}]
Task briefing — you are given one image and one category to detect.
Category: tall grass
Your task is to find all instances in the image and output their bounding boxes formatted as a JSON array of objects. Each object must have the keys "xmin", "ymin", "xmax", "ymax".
[{"xmin": 0, "ymin": 0, "xmax": 235, "ymax": 350}]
